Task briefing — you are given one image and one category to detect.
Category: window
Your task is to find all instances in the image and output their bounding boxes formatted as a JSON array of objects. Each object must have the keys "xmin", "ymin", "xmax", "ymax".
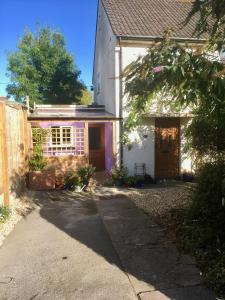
[
  {"xmin": 32, "ymin": 127, "xmax": 48, "ymax": 147},
  {"xmin": 31, "ymin": 125, "xmax": 85, "ymax": 157},
  {"xmin": 51, "ymin": 126, "xmax": 72, "ymax": 147}
]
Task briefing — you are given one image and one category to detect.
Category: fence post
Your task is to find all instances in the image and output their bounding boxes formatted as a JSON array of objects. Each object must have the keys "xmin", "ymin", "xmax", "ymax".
[{"xmin": 0, "ymin": 102, "xmax": 9, "ymax": 206}]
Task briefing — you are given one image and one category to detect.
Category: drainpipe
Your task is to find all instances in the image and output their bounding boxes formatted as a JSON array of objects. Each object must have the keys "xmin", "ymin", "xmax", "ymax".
[{"xmin": 118, "ymin": 37, "xmax": 124, "ymax": 168}]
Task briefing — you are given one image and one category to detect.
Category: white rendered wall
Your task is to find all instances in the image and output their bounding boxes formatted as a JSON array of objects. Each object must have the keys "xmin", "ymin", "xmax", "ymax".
[
  {"xmin": 93, "ymin": 1, "xmax": 118, "ymax": 115},
  {"xmin": 180, "ymin": 118, "xmax": 193, "ymax": 173},
  {"xmin": 94, "ymin": 15, "xmax": 194, "ymax": 176},
  {"xmin": 123, "ymin": 118, "xmax": 155, "ymax": 176},
  {"xmin": 121, "ymin": 46, "xmax": 193, "ymax": 176},
  {"xmin": 123, "ymin": 117, "xmax": 193, "ymax": 177}
]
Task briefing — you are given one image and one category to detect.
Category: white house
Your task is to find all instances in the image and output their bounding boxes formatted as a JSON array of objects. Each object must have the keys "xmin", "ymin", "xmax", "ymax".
[{"xmin": 93, "ymin": 0, "xmax": 207, "ymax": 178}]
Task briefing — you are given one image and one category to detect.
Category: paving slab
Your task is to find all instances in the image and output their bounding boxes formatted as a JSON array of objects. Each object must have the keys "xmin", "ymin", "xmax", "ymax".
[
  {"xmin": 0, "ymin": 191, "xmax": 136, "ymax": 300},
  {"xmin": 95, "ymin": 195, "xmax": 216, "ymax": 300}
]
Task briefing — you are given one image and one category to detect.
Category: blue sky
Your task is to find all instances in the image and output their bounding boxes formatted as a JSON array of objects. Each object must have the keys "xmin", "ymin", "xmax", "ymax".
[{"xmin": 0, "ymin": 0, "xmax": 98, "ymax": 96}]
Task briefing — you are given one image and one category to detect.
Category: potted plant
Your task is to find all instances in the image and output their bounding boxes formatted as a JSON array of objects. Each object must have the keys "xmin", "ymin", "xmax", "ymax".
[
  {"xmin": 77, "ymin": 165, "xmax": 96, "ymax": 191},
  {"xmin": 28, "ymin": 143, "xmax": 55, "ymax": 191},
  {"xmin": 64, "ymin": 170, "xmax": 81, "ymax": 191},
  {"xmin": 64, "ymin": 165, "xmax": 96, "ymax": 192},
  {"xmin": 111, "ymin": 167, "xmax": 129, "ymax": 187}
]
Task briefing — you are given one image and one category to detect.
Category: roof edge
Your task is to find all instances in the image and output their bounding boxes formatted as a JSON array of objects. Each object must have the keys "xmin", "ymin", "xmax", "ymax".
[
  {"xmin": 92, "ymin": 0, "xmax": 118, "ymax": 87},
  {"xmin": 28, "ymin": 116, "xmax": 120, "ymax": 121},
  {"xmin": 118, "ymin": 35, "xmax": 207, "ymax": 43},
  {"xmin": 92, "ymin": 0, "xmax": 100, "ymax": 86}
]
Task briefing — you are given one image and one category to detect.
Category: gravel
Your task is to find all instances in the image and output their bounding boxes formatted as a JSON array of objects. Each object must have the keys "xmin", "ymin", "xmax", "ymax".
[
  {"xmin": 128, "ymin": 183, "xmax": 193, "ymax": 218},
  {"xmin": 0, "ymin": 191, "xmax": 35, "ymax": 247}
]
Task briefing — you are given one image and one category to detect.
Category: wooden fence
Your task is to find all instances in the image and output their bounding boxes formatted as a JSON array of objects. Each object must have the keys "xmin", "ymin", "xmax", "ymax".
[{"xmin": 0, "ymin": 100, "xmax": 29, "ymax": 206}]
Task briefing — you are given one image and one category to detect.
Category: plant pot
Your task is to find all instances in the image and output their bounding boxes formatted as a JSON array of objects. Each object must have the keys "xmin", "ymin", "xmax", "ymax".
[
  {"xmin": 28, "ymin": 170, "xmax": 55, "ymax": 191},
  {"xmin": 114, "ymin": 180, "xmax": 124, "ymax": 187}
]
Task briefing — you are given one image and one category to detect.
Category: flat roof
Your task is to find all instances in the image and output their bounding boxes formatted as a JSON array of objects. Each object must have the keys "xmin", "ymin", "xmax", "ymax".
[{"xmin": 28, "ymin": 104, "xmax": 119, "ymax": 120}]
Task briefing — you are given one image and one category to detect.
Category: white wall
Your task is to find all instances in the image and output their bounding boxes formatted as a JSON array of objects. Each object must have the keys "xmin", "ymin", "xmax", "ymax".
[
  {"xmin": 93, "ymin": 1, "xmax": 118, "ymax": 115},
  {"xmin": 123, "ymin": 118, "xmax": 155, "ymax": 176},
  {"xmin": 93, "ymin": 14, "xmax": 193, "ymax": 176},
  {"xmin": 180, "ymin": 117, "xmax": 193, "ymax": 173},
  {"xmin": 121, "ymin": 45, "xmax": 193, "ymax": 176},
  {"xmin": 121, "ymin": 46, "xmax": 148, "ymax": 118}
]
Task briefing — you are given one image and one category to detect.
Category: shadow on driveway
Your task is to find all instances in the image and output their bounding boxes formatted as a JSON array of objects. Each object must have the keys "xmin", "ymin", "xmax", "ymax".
[{"xmin": 0, "ymin": 190, "xmax": 217, "ymax": 300}]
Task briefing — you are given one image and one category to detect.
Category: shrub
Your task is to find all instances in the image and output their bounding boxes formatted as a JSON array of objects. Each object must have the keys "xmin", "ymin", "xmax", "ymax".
[
  {"xmin": 111, "ymin": 167, "xmax": 129, "ymax": 186},
  {"xmin": 190, "ymin": 161, "xmax": 225, "ymax": 220},
  {"xmin": 172, "ymin": 161, "xmax": 225, "ymax": 298},
  {"xmin": 77, "ymin": 165, "xmax": 96, "ymax": 190},
  {"xmin": 125, "ymin": 176, "xmax": 136, "ymax": 188},
  {"xmin": 64, "ymin": 170, "xmax": 81, "ymax": 191},
  {"xmin": 64, "ymin": 165, "xmax": 95, "ymax": 191},
  {"xmin": 29, "ymin": 144, "xmax": 47, "ymax": 171},
  {"xmin": 0, "ymin": 206, "xmax": 11, "ymax": 223}
]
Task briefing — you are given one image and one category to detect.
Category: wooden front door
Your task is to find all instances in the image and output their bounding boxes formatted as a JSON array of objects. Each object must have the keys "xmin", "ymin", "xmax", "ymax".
[
  {"xmin": 88, "ymin": 124, "xmax": 105, "ymax": 171},
  {"xmin": 155, "ymin": 118, "xmax": 180, "ymax": 179}
]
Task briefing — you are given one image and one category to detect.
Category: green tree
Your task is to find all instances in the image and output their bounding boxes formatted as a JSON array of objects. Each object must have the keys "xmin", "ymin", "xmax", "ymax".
[
  {"xmin": 123, "ymin": 0, "xmax": 225, "ymax": 162},
  {"xmin": 80, "ymin": 89, "xmax": 93, "ymax": 105},
  {"xmin": 7, "ymin": 26, "xmax": 84, "ymax": 105},
  {"xmin": 187, "ymin": 0, "xmax": 225, "ymax": 48},
  {"xmin": 123, "ymin": 35, "xmax": 225, "ymax": 162}
]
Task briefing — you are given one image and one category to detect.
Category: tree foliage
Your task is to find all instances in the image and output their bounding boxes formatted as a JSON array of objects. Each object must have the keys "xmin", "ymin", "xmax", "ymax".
[
  {"xmin": 7, "ymin": 26, "xmax": 84, "ymax": 105},
  {"xmin": 80, "ymin": 89, "xmax": 93, "ymax": 105},
  {"xmin": 124, "ymin": 34, "xmax": 225, "ymax": 161},
  {"xmin": 123, "ymin": 0, "xmax": 225, "ymax": 161},
  {"xmin": 187, "ymin": 0, "xmax": 225, "ymax": 48}
]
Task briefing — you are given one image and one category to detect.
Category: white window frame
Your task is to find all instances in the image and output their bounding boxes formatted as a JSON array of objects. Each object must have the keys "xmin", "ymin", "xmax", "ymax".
[{"xmin": 50, "ymin": 126, "xmax": 73, "ymax": 147}]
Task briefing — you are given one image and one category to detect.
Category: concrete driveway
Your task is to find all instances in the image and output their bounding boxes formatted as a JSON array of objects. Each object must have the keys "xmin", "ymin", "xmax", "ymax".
[
  {"xmin": 0, "ymin": 191, "xmax": 136, "ymax": 300},
  {"xmin": 0, "ymin": 190, "xmax": 216, "ymax": 300}
]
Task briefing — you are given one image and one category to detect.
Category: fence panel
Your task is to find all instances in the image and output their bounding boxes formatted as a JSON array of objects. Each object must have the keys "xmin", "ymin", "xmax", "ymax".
[{"xmin": 0, "ymin": 101, "xmax": 28, "ymax": 206}]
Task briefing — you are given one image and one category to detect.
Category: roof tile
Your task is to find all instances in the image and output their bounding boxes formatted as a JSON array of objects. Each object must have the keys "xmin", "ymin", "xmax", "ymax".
[{"xmin": 102, "ymin": 0, "xmax": 207, "ymax": 39}]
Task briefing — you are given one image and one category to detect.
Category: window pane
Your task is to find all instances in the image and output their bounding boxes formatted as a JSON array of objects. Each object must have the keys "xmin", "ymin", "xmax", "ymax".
[
  {"xmin": 51, "ymin": 127, "xmax": 61, "ymax": 145},
  {"xmin": 62, "ymin": 127, "xmax": 71, "ymax": 144}
]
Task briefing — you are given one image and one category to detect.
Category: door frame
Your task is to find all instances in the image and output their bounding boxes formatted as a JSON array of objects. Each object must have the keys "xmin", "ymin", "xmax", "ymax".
[{"xmin": 154, "ymin": 117, "xmax": 181, "ymax": 179}]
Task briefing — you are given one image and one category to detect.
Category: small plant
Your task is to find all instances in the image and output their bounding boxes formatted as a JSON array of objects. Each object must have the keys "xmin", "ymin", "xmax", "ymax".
[
  {"xmin": 111, "ymin": 167, "xmax": 129, "ymax": 186},
  {"xmin": 29, "ymin": 144, "xmax": 47, "ymax": 171},
  {"xmin": 64, "ymin": 170, "xmax": 81, "ymax": 191},
  {"xmin": 125, "ymin": 176, "xmax": 136, "ymax": 188},
  {"xmin": 0, "ymin": 206, "xmax": 11, "ymax": 223},
  {"xmin": 134, "ymin": 175, "xmax": 145, "ymax": 188},
  {"xmin": 77, "ymin": 165, "xmax": 96, "ymax": 190},
  {"xmin": 64, "ymin": 165, "xmax": 96, "ymax": 191}
]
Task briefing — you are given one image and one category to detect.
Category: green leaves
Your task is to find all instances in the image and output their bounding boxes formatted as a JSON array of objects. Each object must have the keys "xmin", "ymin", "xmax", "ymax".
[
  {"xmin": 124, "ymin": 36, "xmax": 225, "ymax": 161},
  {"xmin": 186, "ymin": 0, "xmax": 225, "ymax": 50},
  {"xmin": 7, "ymin": 26, "xmax": 84, "ymax": 105}
]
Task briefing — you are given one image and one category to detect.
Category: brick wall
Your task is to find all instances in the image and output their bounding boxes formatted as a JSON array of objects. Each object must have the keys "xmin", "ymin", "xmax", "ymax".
[{"xmin": 47, "ymin": 156, "xmax": 88, "ymax": 174}]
